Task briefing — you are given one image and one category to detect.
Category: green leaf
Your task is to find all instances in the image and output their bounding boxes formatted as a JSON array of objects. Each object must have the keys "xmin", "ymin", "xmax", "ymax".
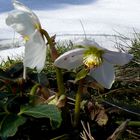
[
  {"xmin": 75, "ymin": 68, "xmax": 88, "ymax": 82},
  {"xmin": 28, "ymin": 72, "xmax": 49, "ymax": 86},
  {"xmin": 6, "ymin": 62, "xmax": 23, "ymax": 78},
  {"xmin": 20, "ymin": 104, "xmax": 62, "ymax": 128},
  {"xmin": 0, "ymin": 68, "xmax": 10, "ymax": 79},
  {"xmin": 0, "ymin": 92, "xmax": 13, "ymax": 100},
  {"xmin": 0, "ymin": 115, "xmax": 26, "ymax": 138}
]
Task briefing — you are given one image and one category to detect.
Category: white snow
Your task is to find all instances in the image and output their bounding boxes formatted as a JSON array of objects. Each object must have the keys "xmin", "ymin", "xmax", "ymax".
[{"xmin": 0, "ymin": 0, "xmax": 140, "ymax": 62}]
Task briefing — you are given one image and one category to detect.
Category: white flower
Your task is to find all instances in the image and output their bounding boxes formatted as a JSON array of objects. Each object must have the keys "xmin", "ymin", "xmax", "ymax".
[
  {"xmin": 6, "ymin": 0, "xmax": 46, "ymax": 75},
  {"xmin": 54, "ymin": 39, "xmax": 133, "ymax": 89}
]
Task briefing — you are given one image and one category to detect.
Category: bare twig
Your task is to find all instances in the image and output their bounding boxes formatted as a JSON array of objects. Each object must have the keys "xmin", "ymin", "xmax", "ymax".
[
  {"xmin": 102, "ymin": 100, "xmax": 140, "ymax": 116},
  {"xmin": 126, "ymin": 129, "xmax": 140, "ymax": 138},
  {"xmin": 107, "ymin": 119, "xmax": 130, "ymax": 140},
  {"xmin": 80, "ymin": 121, "xmax": 95, "ymax": 140}
]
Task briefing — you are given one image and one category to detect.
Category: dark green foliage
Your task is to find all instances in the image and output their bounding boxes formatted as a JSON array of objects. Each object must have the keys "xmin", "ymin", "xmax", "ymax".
[
  {"xmin": 0, "ymin": 38, "xmax": 139, "ymax": 139},
  {"xmin": 19, "ymin": 104, "xmax": 62, "ymax": 128},
  {"xmin": 0, "ymin": 115, "xmax": 26, "ymax": 138},
  {"xmin": 0, "ymin": 62, "xmax": 62, "ymax": 138}
]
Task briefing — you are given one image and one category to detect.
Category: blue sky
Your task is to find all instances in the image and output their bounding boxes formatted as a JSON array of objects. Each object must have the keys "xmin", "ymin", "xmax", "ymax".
[{"xmin": 0, "ymin": 0, "xmax": 96, "ymax": 12}]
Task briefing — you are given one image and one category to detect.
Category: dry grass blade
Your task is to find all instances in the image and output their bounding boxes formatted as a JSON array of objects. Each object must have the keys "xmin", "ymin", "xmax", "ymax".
[
  {"xmin": 103, "ymin": 100, "xmax": 140, "ymax": 116},
  {"xmin": 126, "ymin": 129, "xmax": 140, "ymax": 138},
  {"xmin": 107, "ymin": 119, "xmax": 130, "ymax": 140},
  {"xmin": 80, "ymin": 121, "xmax": 95, "ymax": 140}
]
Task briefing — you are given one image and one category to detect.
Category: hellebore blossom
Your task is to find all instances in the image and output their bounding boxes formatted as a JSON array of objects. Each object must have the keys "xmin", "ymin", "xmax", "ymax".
[
  {"xmin": 6, "ymin": 0, "xmax": 46, "ymax": 78},
  {"xmin": 54, "ymin": 39, "xmax": 133, "ymax": 89}
]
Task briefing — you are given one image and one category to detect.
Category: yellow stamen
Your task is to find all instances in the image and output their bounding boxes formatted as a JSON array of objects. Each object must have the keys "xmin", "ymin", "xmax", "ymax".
[
  {"xmin": 34, "ymin": 23, "xmax": 41, "ymax": 30},
  {"xmin": 83, "ymin": 46, "xmax": 104, "ymax": 68},
  {"xmin": 83, "ymin": 55, "xmax": 102, "ymax": 68},
  {"xmin": 24, "ymin": 35, "xmax": 29, "ymax": 41},
  {"xmin": 23, "ymin": 23, "xmax": 41, "ymax": 42}
]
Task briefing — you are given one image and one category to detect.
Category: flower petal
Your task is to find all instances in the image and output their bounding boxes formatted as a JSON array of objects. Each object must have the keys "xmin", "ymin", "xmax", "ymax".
[
  {"xmin": 6, "ymin": 10, "xmax": 35, "ymax": 36},
  {"xmin": 103, "ymin": 50, "xmax": 133, "ymax": 66},
  {"xmin": 24, "ymin": 30, "xmax": 46, "ymax": 72},
  {"xmin": 54, "ymin": 48, "xmax": 85, "ymax": 70},
  {"xmin": 89, "ymin": 60, "xmax": 115, "ymax": 89},
  {"xmin": 74, "ymin": 38, "xmax": 104, "ymax": 49},
  {"xmin": 13, "ymin": 0, "xmax": 40, "ymax": 26}
]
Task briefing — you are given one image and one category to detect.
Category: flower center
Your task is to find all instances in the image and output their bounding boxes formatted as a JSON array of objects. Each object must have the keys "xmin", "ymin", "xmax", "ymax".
[
  {"xmin": 24, "ymin": 35, "xmax": 30, "ymax": 41},
  {"xmin": 83, "ymin": 46, "xmax": 104, "ymax": 68},
  {"xmin": 23, "ymin": 23, "xmax": 41, "ymax": 42},
  {"xmin": 83, "ymin": 54, "xmax": 102, "ymax": 68}
]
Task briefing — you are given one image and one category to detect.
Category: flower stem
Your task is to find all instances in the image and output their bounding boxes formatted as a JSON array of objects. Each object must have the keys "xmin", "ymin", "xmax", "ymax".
[
  {"xmin": 29, "ymin": 84, "xmax": 40, "ymax": 105},
  {"xmin": 23, "ymin": 66, "xmax": 26, "ymax": 79},
  {"xmin": 73, "ymin": 80, "xmax": 84, "ymax": 127},
  {"xmin": 55, "ymin": 68, "xmax": 65, "ymax": 96},
  {"xmin": 41, "ymin": 29, "xmax": 65, "ymax": 96}
]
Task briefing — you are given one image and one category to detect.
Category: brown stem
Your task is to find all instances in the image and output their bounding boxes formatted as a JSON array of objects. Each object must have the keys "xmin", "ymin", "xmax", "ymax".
[{"xmin": 40, "ymin": 29, "xmax": 65, "ymax": 96}]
